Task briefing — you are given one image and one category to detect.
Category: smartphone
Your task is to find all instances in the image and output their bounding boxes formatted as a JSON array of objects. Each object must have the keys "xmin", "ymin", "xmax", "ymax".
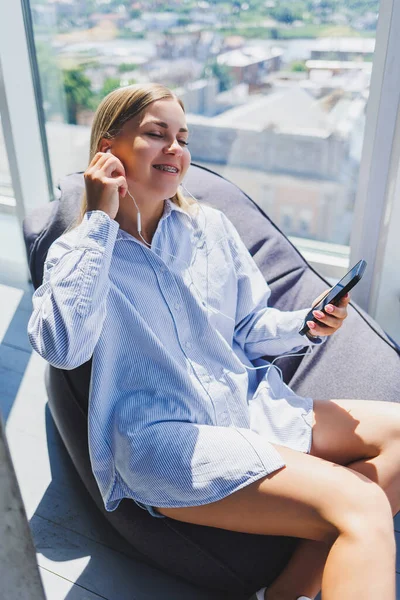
[{"xmin": 299, "ymin": 259, "xmax": 367, "ymax": 336}]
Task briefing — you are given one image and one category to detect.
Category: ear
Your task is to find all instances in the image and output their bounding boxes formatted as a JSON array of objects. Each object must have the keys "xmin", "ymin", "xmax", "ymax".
[{"xmin": 99, "ymin": 138, "xmax": 112, "ymax": 153}]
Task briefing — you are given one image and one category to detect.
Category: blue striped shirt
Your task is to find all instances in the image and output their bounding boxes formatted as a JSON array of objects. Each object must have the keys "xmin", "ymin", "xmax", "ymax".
[{"xmin": 28, "ymin": 201, "xmax": 322, "ymax": 510}]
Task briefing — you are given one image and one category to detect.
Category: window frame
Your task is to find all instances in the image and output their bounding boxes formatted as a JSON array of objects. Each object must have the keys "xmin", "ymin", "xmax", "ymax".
[
  {"xmin": 0, "ymin": 0, "xmax": 52, "ymax": 230},
  {"xmin": 349, "ymin": 0, "xmax": 400, "ymax": 315}
]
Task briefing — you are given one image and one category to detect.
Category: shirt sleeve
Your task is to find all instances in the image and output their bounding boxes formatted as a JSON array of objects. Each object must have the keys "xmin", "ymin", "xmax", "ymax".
[
  {"xmin": 220, "ymin": 212, "xmax": 325, "ymax": 359},
  {"xmin": 27, "ymin": 210, "xmax": 119, "ymax": 369}
]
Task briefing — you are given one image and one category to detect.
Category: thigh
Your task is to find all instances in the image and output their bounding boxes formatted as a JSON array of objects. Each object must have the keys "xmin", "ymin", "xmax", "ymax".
[
  {"xmin": 310, "ymin": 398, "xmax": 400, "ymax": 465},
  {"xmin": 157, "ymin": 443, "xmax": 384, "ymax": 544}
]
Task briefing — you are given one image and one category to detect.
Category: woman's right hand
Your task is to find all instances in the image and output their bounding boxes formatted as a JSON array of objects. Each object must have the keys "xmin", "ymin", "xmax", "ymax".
[{"xmin": 84, "ymin": 151, "xmax": 128, "ymax": 220}]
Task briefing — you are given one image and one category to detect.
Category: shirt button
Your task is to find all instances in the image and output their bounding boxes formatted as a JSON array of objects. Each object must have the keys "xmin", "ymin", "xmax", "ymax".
[
  {"xmin": 174, "ymin": 302, "xmax": 181, "ymax": 311},
  {"xmin": 160, "ymin": 266, "xmax": 166, "ymax": 273},
  {"xmin": 185, "ymin": 341, "xmax": 192, "ymax": 350}
]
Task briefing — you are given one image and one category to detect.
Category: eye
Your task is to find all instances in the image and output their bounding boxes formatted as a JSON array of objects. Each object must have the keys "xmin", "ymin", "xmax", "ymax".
[{"xmin": 147, "ymin": 133, "xmax": 189, "ymax": 146}]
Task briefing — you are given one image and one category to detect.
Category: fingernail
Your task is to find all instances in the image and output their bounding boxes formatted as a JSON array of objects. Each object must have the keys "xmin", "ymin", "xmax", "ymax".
[
  {"xmin": 313, "ymin": 311, "xmax": 324, "ymax": 318},
  {"xmin": 325, "ymin": 305, "xmax": 334, "ymax": 313},
  {"xmin": 308, "ymin": 321, "xmax": 316, "ymax": 329}
]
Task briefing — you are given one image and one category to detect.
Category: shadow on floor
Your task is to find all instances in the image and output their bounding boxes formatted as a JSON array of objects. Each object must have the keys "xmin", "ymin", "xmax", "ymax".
[{"xmin": 31, "ymin": 405, "xmax": 232, "ymax": 600}]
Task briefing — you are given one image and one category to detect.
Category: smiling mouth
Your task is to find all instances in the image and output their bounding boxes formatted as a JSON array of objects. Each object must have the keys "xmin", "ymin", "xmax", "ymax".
[{"xmin": 153, "ymin": 165, "xmax": 179, "ymax": 174}]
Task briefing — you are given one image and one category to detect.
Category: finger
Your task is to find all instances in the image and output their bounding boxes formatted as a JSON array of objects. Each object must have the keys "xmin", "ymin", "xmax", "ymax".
[
  {"xmin": 307, "ymin": 321, "xmax": 337, "ymax": 337},
  {"xmin": 312, "ymin": 311, "xmax": 343, "ymax": 329},
  {"xmin": 312, "ymin": 288, "xmax": 331, "ymax": 308},
  {"xmin": 85, "ymin": 154, "xmax": 111, "ymax": 180},
  {"xmin": 87, "ymin": 151, "xmax": 110, "ymax": 172},
  {"xmin": 336, "ymin": 292, "xmax": 351, "ymax": 307},
  {"xmin": 102, "ymin": 155, "xmax": 126, "ymax": 178},
  {"xmin": 113, "ymin": 175, "xmax": 128, "ymax": 197},
  {"xmin": 322, "ymin": 304, "xmax": 348, "ymax": 320}
]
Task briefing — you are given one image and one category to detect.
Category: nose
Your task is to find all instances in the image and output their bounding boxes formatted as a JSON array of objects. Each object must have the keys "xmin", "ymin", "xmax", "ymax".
[{"xmin": 164, "ymin": 138, "xmax": 183, "ymax": 155}]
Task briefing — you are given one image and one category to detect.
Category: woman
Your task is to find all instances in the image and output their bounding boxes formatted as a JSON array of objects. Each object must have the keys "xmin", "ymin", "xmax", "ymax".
[{"xmin": 28, "ymin": 83, "xmax": 400, "ymax": 600}]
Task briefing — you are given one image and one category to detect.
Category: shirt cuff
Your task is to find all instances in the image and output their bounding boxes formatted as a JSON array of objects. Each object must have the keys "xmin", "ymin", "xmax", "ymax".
[
  {"xmin": 305, "ymin": 329, "xmax": 325, "ymax": 345},
  {"xmin": 79, "ymin": 210, "xmax": 120, "ymax": 254},
  {"xmin": 295, "ymin": 308, "xmax": 326, "ymax": 346}
]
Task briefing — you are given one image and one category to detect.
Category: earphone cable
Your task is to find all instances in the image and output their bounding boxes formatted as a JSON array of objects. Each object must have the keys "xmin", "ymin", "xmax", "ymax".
[{"xmin": 124, "ymin": 184, "xmax": 315, "ymax": 385}]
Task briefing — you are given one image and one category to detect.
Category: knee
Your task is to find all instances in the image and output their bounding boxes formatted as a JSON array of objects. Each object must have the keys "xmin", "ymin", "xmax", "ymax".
[
  {"xmin": 339, "ymin": 482, "xmax": 394, "ymax": 542},
  {"xmin": 388, "ymin": 404, "xmax": 400, "ymax": 444},
  {"xmin": 318, "ymin": 481, "xmax": 391, "ymax": 546}
]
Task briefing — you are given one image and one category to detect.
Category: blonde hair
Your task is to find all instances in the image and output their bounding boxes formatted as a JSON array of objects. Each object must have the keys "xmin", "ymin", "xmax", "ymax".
[{"xmin": 77, "ymin": 82, "xmax": 195, "ymax": 224}]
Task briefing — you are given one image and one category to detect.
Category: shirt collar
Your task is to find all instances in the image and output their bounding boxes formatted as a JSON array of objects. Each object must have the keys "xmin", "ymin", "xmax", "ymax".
[
  {"xmin": 116, "ymin": 198, "xmax": 193, "ymax": 242},
  {"xmin": 162, "ymin": 197, "xmax": 192, "ymax": 222}
]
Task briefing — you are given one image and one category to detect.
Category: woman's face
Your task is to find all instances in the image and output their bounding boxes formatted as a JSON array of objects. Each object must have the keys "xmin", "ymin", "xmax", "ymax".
[{"xmin": 109, "ymin": 98, "xmax": 191, "ymax": 202}]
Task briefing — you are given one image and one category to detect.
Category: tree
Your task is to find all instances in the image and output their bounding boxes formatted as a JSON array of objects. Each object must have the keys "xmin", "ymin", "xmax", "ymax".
[
  {"xmin": 177, "ymin": 16, "xmax": 191, "ymax": 26},
  {"xmin": 99, "ymin": 77, "xmax": 121, "ymax": 100},
  {"xmin": 129, "ymin": 8, "xmax": 142, "ymax": 19},
  {"xmin": 269, "ymin": 6, "xmax": 301, "ymax": 24},
  {"xmin": 291, "ymin": 61, "xmax": 307, "ymax": 72},
  {"xmin": 270, "ymin": 27, "xmax": 279, "ymax": 39},
  {"xmin": 203, "ymin": 60, "xmax": 234, "ymax": 92},
  {"xmin": 63, "ymin": 67, "xmax": 93, "ymax": 124},
  {"xmin": 118, "ymin": 62, "xmax": 138, "ymax": 73},
  {"xmin": 35, "ymin": 41, "xmax": 68, "ymax": 122}
]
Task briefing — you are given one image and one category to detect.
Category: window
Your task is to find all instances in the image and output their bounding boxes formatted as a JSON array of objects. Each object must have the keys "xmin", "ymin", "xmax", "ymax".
[
  {"xmin": 0, "ymin": 119, "xmax": 26, "ymax": 272},
  {"xmin": 280, "ymin": 205, "xmax": 294, "ymax": 233},
  {"xmin": 4, "ymin": 0, "xmax": 400, "ymax": 343},
  {"xmin": 27, "ymin": 0, "xmax": 379, "ymax": 253},
  {"xmin": 298, "ymin": 208, "xmax": 313, "ymax": 238},
  {"xmin": 0, "ymin": 120, "xmax": 13, "ymax": 210}
]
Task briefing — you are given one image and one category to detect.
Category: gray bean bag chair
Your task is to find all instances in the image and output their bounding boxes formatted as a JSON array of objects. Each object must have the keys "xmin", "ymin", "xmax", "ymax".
[{"xmin": 23, "ymin": 163, "xmax": 400, "ymax": 599}]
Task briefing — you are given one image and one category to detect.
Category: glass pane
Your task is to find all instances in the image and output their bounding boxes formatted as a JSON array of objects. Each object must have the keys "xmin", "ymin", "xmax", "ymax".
[
  {"xmin": 0, "ymin": 118, "xmax": 26, "ymax": 277},
  {"xmin": 0, "ymin": 121, "xmax": 13, "ymax": 204},
  {"xmin": 30, "ymin": 0, "xmax": 379, "ymax": 254}
]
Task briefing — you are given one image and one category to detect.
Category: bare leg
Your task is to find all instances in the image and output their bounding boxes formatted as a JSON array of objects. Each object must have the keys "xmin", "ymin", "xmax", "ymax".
[
  {"xmin": 265, "ymin": 446, "xmax": 400, "ymax": 600},
  {"xmin": 264, "ymin": 539, "xmax": 330, "ymax": 600},
  {"xmin": 265, "ymin": 399, "xmax": 400, "ymax": 600},
  {"xmin": 158, "ymin": 444, "xmax": 396, "ymax": 600}
]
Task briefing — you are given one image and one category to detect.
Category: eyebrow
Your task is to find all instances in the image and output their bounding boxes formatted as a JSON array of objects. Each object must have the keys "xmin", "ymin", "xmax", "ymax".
[{"xmin": 144, "ymin": 119, "xmax": 189, "ymax": 133}]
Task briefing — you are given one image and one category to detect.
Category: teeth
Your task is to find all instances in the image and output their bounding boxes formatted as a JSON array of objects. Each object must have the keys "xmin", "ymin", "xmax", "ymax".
[{"xmin": 154, "ymin": 165, "xmax": 178, "ymax": 172}]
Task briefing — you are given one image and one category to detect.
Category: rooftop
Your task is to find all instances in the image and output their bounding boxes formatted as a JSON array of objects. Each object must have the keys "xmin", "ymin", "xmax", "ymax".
[
  {"xmin": 311, "ymin": 37, "xmax": 376, "ymax": 53},
  {"xmin": 211, "ymin": 87, "xmax": 331, "ymax": 135},
  {"xmin": 217, "ymin": 46, "xmax": 283, "ymax": 68}
]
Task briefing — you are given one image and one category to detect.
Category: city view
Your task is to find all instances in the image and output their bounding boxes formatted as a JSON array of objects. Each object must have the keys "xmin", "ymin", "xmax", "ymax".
[{"xmin": 2, "ymin": 0, "xmax": 380, "ymax": 246}]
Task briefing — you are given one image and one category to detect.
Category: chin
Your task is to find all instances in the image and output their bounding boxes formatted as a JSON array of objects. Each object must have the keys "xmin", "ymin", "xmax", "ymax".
[{"xmin": 158, "ymin": 184, "xmax": 180, "ymax": 199}]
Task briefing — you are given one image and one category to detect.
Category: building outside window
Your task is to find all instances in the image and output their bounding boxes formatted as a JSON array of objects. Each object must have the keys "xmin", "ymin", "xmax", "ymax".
[{"xmin": 25, "ymin": 0, "xmax": 379, "ymax": 251}]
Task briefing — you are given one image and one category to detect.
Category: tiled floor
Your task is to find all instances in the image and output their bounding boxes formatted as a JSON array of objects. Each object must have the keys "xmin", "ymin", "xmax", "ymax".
[{"xmin": 0, "ymin": 214, "xmax": 399, "ymax": 599}]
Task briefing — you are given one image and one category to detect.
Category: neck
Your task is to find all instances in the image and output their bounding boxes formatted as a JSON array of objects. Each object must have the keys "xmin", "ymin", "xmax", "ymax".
[{"xmin": 116, "ymin": 193, "xmax": 165, "ymax": 244}]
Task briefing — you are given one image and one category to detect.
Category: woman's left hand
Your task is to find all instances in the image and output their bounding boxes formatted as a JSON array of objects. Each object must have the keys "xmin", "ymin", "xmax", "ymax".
[{"xmin": 307, "ymin": 290, "xmax": 350, "ymax": 337}]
